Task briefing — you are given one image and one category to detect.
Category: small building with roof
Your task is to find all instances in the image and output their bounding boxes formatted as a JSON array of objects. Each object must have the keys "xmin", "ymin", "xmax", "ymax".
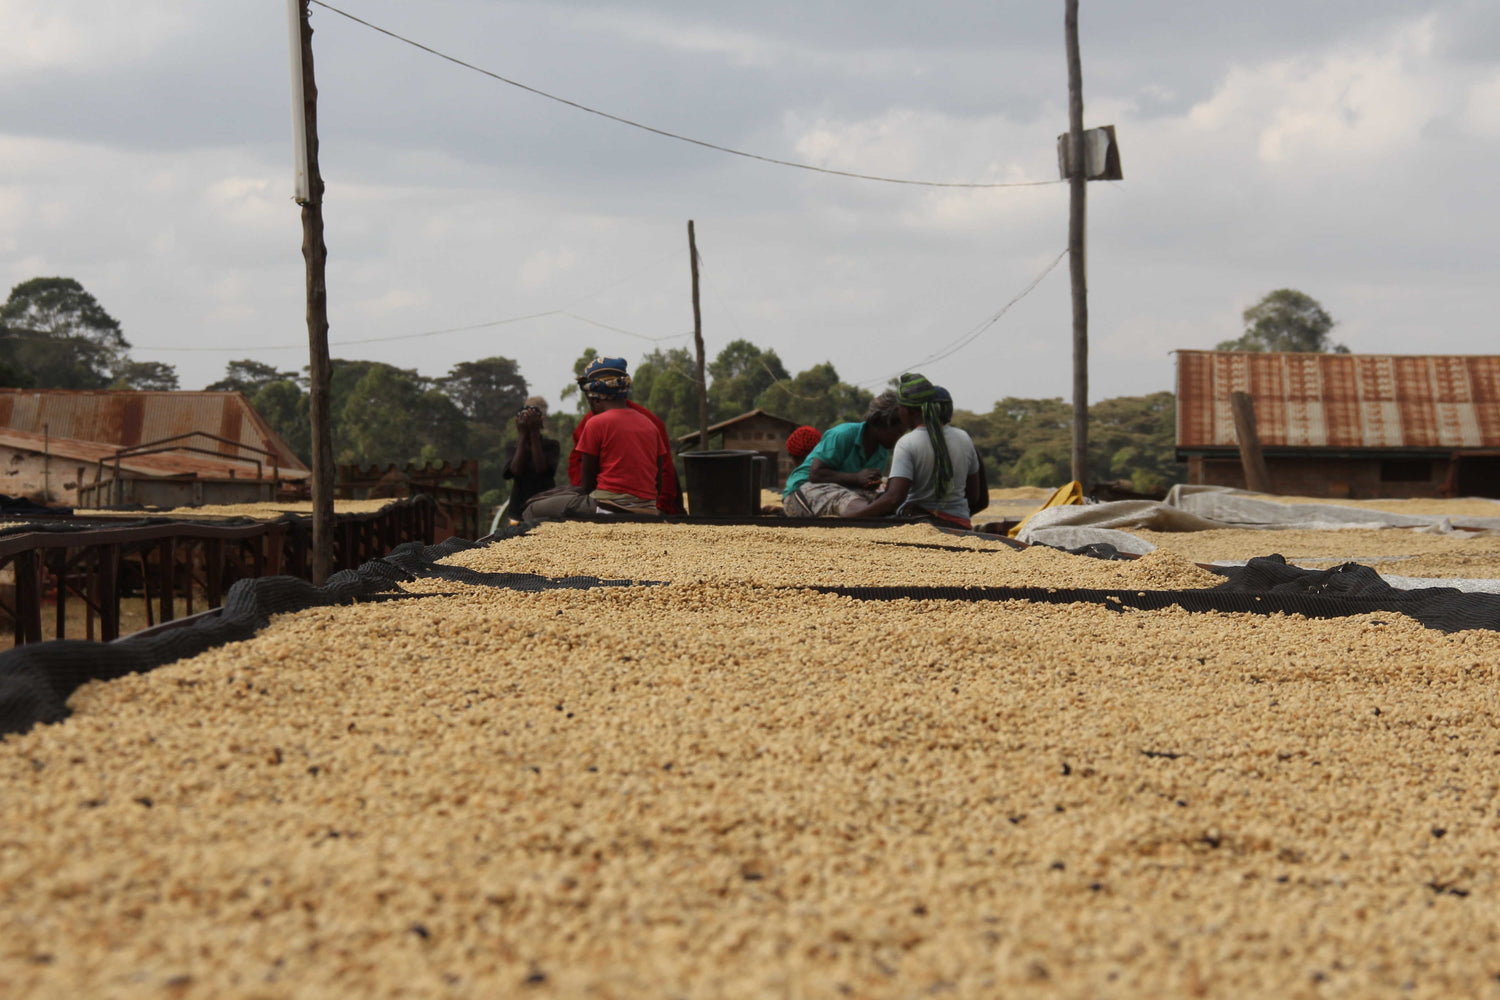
[
  {"xmin": 0, "ymin": 389, "xmax": 308, "ymax": 506},
  {"xmin": 1175, "ymin": 350, "xmax": 1500, "ymax": 498},
  {"xmin": 676, "ymin": 409, "xmax": 802, "ymax": 488}
]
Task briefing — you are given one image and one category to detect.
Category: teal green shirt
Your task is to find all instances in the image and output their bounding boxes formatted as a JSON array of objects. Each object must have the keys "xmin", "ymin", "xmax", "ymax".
[{"xmin": 783, "ymin": 422, "xmax": 891, "ymax": 497}]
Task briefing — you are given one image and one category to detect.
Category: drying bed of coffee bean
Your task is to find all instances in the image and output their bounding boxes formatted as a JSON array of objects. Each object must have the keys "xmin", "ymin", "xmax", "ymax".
[
  {"xmin": 73, "ymin": 499, "xmax": 397, "ymax": 521},
  {"xmin": 4, "ymin": 520, "xmax": 1500, "ymax": 998}
]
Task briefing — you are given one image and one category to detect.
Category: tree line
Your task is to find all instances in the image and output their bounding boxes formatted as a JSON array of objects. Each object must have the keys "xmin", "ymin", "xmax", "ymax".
[
  {"xmin": 0, "ymin": 277, "xmax": 1347, "ymax": 503},
  {"xmin": 204, "ymin": 343, "xmax": 1185, "ymax": 503},
  {"xmin": 0, "ymin": 277, "xmax": 179, "ymax": 391}
]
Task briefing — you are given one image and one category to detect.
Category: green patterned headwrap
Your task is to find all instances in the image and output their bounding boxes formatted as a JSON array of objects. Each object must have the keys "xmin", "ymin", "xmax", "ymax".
[{"xmin": 896, "ymin": 372, "xmax": 953, "ymax": 499}]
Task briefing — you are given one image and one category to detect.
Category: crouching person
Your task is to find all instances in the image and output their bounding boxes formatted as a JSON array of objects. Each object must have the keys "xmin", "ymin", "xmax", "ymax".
[
  {"xmin": 781, "ymin": 392, "xmax": 904, "ymax": 517},
  {"xmin": 522, "ymin": 357, "xmax": 684, "ymax": 519},
  {"xmin": 843, "ymin": 373, "xmax": 987, "ymax": 529}
]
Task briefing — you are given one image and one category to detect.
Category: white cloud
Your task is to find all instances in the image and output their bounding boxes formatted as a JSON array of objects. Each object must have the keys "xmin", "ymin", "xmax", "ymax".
[
  {"xmin": 1463, "ymin": 71, "xmax": 1500, "ymax": 136},
  {"xmin": 4, "ymin": 0, "xmax": 1499, "ymax": 409},
  {"xmin": 579, "ymin": 12, "xmax": 778, "ymax": 68},
  {"xmin": 355, "ymin": 287, "xmax": 430, "ymax": 318},
  {"xmin": 519, "ymin": 248, "xmax": 578, "ymax": 290},
  {"xmin": 0, "ymin": 1, "xmax": 191, "ymax": 74},
  {"xmin": 203, "ymin": 176, "xmax": 283, "ymax": 231},
  {"xmin": 1184, "ymin": 16, "xmax": 1446, "ymax": 167},
  {"xmin": 558, "ymin": 7, "xmax": 926, "ymax": 78}
]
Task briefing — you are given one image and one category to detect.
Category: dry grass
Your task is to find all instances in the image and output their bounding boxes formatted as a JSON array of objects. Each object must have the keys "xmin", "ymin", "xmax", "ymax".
[{"xmin": 0, "ymin": 596, "xmax": 156, "ymax": 650}]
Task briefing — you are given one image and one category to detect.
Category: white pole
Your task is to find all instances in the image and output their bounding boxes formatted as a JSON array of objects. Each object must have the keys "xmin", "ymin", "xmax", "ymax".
[{"xmin": 287, "ymin": 0, "xmax": 310, "ymax": 204}]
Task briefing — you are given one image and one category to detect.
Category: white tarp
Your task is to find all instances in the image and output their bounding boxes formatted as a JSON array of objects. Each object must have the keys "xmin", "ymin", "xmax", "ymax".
[
  {"xmin": 1162, "ymin": 484, "xmax": 1500, "ymax": 532},
  {"xmin": 1015, "ymin": 484, "xmax": 1500, "ymax": 554}
]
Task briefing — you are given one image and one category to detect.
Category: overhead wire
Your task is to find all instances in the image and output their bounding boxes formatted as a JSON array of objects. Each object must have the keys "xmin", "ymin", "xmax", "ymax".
[
  {"xmin": 696, "ymin": 268, "xmax": 821, "ymax": 404},
  {"xmin": 559, "ymin": 312, "xmax": 691, "ymax": 344},
  {"xmin": 127, "ymin": 6, "xmax": 1072, "ymax": 376},
  {"xmin": 307, "ymin": 0, "xmax": 1062, "ymax": 190},
  {"xmin": 132, "ymin": 310, "xmax": 679, "ymax": 353},
  {"xmin": 856, "ymin": 247, "xmax": 1069, "ymax": 388},
  {"xmin": 131, "ymin": 248, "xmax": 689, "ymax": 353}
]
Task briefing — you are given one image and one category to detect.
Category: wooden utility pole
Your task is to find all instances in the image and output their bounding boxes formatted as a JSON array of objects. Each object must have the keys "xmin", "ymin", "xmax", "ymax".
[
  {"xmin": 290, "ymin": 0, "xmax": 335, "ymax": 584},
  {"xmin": 688, "ymin": 220, "xmax": 708, "ymax": 451},
  {"xmin": 1065, "ymin": 0, "xmax": 1088, "ymax": 487},
  {"xmin": 1230, "ymin": 391, "xmax": 1272, "ymax": 494}
]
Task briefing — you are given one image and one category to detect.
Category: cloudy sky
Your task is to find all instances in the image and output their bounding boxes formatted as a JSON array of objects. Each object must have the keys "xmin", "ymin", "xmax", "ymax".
[{"xmin": 2, "ymin": 0, "xmax": 1497, "ymax": 413}]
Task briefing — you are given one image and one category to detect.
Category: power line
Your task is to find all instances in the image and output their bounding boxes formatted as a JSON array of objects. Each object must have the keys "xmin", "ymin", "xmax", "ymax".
[
  {"xmin": 308, "ymin": 0, "xmax": 1062, "ymax": 191},
  {"xmin": 696, "ymin": 270, "xmax": 821, "ymax": 404},
  {"xmin": 133, "ymin": 309, "xmax": 689, "ymax": 354},
  {"xmin": 558, "ymin": 312, "xmax": 692, "ymax": 344},
  {"xmin": 132, "ymin": 247, "xmax": 690, "ymax": 353},
  {"xmin": 132, "ymin": 310, "xmax": 561, "ymax": 352},
  {"xmin": 857, "ymin": 248, "xmax": 1069, "ymax": 388}
]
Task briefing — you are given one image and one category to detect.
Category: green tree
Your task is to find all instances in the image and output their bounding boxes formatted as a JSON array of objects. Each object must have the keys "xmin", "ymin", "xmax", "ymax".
[
  {"xmin": 110, "ymin": 360, "xmax": 180, "ymax": 391},
  {"xmin": 755, "ymin": 362, "xmax": 872, "ymax": 429},
  {"xmin": 632, "ymin": 347, "xmax": 702, "ymax": 440},
  {"xmin": 708, "ymin": 339, "xmax": 789, "ymax": 421},
  {"xmin": 0, "ymin": 355, "xmax": 31, "ymax": 388},
  {"xmin": 1086, "ymin": 391, "xmax": 1183, "ymax": 494},
  {"xmin": 0, "ymin": 277, "xmax": 130, "ymax": 388},
  {"xmin": 334, "ymin": 362, "xmax": 466, "ymax": 468},
  {"xmin": 430, "ymin": 357, "xmax": 531, "ymax": 501},
  {"xmin": 952, "ymin": 393, "xmax": 1185, "ymax": 492},
  {"xmin": 412, "ymin": 387, "xmax": 469, "ymax": 463},
  {"xmin": 438, "ymin": 357, "xmax": 529, "ymax": 427},
  {"xmin": 560, "ymin": 348, "xmax": 599, "ymax": 414},
  {"xmin": 251, "ymin": 379, "xmax": 312, "ymax": 464},
  {"xmin": 1216, "ymin": 289, "xmax": 1346, "ymax": 353},
  {"xmin": 953, "ymin": 397, "xmax": 1074, "ymax": 488},
  {"xmin": 207, "ymin": 359, "xmax": 299, "ymax": 395}
]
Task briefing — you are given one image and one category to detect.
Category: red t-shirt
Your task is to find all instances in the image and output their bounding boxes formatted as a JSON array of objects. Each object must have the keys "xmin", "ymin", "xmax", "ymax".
[{"xmin": 573, "ymin": 406, "xmax": 667, "ymax": 501}]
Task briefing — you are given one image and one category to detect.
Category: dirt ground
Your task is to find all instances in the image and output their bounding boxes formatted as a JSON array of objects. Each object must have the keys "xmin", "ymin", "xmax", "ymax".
[{"xmin": 0, "ymin": 596, "xmax": 156, "ymax": 649}]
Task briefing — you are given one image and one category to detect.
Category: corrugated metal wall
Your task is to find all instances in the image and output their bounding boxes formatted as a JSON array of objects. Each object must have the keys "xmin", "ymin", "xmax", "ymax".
[
  {"xmin": 0, "ymin": 390, "xmax": 307, "ymax": 471},
  {"xmin": 1176, "ymin": 352, "xmax": 1500, "ymax": 450}
]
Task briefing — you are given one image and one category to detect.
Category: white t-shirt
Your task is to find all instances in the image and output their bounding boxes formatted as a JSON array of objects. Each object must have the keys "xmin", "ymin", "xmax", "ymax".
[{"xmin": 888, "ymin": 424, "xmax": 980, "ymax": 519}]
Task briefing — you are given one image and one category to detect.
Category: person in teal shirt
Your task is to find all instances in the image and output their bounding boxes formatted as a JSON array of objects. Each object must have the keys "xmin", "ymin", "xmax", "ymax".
[{"xmin": 782, "ymin": 392, "xmax": 905, "ymax": 516}]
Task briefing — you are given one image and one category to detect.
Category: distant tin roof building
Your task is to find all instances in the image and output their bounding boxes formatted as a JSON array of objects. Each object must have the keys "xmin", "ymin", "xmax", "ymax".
[
  {"xmin": 0, "ymin": 389, "xmax": 308, "ymax": 507},
  {"xmin": 1175, "ymin": 351, "xmax": 1500, "ymax": 499}
]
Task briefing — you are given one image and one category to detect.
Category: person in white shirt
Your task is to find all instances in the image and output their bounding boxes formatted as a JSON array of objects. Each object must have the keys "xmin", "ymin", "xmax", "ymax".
[{"xmin": 843, "ymin": 373, "xmax": 988, "ymax": 529}]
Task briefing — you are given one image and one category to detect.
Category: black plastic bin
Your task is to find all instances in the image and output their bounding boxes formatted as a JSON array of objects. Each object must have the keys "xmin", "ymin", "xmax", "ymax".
[
  {"xmin": 683, "ymin": 450, "xmax": 759, "ymax": 516},
  {"xmin": 750, "ymin": 455, "xmax": 769, "ymax": 511}
]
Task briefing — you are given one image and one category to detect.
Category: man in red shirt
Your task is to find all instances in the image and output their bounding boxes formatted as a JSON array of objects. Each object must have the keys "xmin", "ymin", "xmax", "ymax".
[{"xmin": 523, "ymin": 357, "xmax": 683, "ymax": 519}]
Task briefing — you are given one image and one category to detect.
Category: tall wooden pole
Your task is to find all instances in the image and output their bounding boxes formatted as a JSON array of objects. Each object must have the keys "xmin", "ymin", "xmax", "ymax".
[
  {"xmin": 1230, "ymin": 391, "xmax": 1272, "ymax": 494},
  {"xmin": 1065, "ymin": 0, "xmax": 1089, "ymax": 487},
  {"xmin": 293, "ymin": 0, "xmax": 335, "ymax": 584},
  {"xmin": 688, "ymin": 220, "xmax": 708, "ymax": 451}
]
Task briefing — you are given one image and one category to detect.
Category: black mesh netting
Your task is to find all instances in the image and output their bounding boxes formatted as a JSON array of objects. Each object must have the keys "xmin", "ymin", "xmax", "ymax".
[
  {"xmin": 813, "ymin": 554, "xmax": 1500, "ymax": 635},
  {"xmin": 0, "ymin": 516, "xmax": 197, "ymax": 540},
  {"xmin": 0, "ymin": 533, "xmax": 645, "ymax": 737}
]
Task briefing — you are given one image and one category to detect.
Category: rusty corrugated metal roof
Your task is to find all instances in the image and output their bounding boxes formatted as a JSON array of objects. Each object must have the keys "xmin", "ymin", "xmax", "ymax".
[
  {"xmin": 1175, "ymin": 351, "xmax": 1500, "ymax": 450},
  {"xmin": 0, "ymin": 427, "xmax": 309, "ymax": 481},
  {"xmin": 0, "ymin": 389, "xmax": 308, "ymax": 472}
]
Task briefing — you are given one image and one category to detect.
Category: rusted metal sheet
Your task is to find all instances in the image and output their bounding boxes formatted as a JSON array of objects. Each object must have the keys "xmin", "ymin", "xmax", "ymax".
[
  {"xmin": 0, "ymin": 390, "xmax": 308, "ymax": 471},
  {"xmin": 0, "ymin": 428, "xmax": 300, "ymax": 481},
  {"xmin": 1176, "ymin": 351, "xmax": 1500, "ymax": 450}
]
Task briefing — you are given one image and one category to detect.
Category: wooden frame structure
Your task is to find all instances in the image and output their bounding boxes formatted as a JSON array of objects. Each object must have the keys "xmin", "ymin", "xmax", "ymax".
[{"xmin": 0, "ymin": 495, "xmax": 436, "ymax": 646}]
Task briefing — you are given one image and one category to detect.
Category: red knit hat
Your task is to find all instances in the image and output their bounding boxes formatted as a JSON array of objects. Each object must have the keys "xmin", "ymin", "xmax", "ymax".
[{"xmin": 786, "ymin": 425, "xmax": 821, "ymax": 461}]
